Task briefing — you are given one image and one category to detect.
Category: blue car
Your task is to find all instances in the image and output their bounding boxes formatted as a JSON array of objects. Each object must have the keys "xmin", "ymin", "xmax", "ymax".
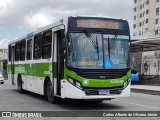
[{"xmin": 130, "ymin": 73, "xmax": 139, "ymax": 82}]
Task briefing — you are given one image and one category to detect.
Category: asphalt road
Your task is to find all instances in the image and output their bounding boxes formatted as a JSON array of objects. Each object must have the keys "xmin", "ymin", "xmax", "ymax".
[{"xmin": 0, "ymin": 80, "xmax": 160, "ymax": 120}]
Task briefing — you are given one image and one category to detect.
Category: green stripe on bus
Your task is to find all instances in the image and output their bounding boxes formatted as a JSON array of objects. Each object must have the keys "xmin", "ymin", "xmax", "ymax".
[
  {"xmin": 64, "ymin": 66, "xmax": 131, "ymax": 88},
  {"xmin": 8, "ymin": 63, "xmax": 131, "ymax": 88},
  {"xmin": 8, "ymin": 62, "xmax": 58, "ymax": 78}
]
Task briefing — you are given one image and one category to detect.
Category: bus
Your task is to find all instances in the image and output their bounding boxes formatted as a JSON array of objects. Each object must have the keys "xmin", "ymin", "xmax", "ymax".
[{"xmin": 8, "ymin": 16, "xmax": 131, "ymax": 103}]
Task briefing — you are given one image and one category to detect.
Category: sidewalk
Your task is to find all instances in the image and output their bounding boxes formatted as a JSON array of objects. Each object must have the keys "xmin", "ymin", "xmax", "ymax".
[{"xmin": 131, "ymin": 85, "xmax": 160, "ymax": 96}]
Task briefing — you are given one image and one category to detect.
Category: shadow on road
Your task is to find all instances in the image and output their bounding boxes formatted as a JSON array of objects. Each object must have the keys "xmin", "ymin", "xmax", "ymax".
[
  {"xmin": 58, "ymin": 99, "xmax": 124, "ymax": 110},
  {"xmin": 10, "ymin": 89, "xmax": 124, "ymax": 110}
]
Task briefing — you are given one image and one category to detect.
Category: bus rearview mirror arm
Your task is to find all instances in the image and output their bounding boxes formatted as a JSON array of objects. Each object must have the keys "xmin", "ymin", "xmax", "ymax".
[{"xmin": 62, "ymin": 38, "xmax": 67, "ymax": 59}]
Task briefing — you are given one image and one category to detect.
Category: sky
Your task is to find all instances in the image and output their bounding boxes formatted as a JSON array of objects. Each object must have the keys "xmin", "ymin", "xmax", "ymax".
[{"xmin": 0, "ymin": 0, "xmax": 133, "ymax": 49}]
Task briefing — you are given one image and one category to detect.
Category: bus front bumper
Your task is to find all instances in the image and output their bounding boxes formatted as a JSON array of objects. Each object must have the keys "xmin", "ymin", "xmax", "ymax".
[{"xmin": 61, "ymin": 80, "xmax": 130, "ymax": 100}]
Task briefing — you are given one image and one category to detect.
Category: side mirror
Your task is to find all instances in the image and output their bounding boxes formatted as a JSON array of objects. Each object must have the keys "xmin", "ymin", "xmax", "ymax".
[
  {"xmin": 62, "ymin": 38, "xmax": 67, "ymax": 59},
  {"xmin": 62, "ymin": 38, "xmax": 66, "ymax": 50}
]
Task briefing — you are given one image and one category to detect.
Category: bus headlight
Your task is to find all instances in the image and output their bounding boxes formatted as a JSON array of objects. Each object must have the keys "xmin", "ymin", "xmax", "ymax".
[
  {"xmin": 123, "ymin": 81, "xmax": 128, "ymax": 89},
  {"xmin": 68, "ymin": 78, "xmax": 74, "ymax": 84},
  {"xmin": 68, "ymin": 78, "xmax": 82, "ymax": 89},
  {"xmin": 123, "ymin": 78, "xmax": 130, "ymax": 89},
  {"xmin": 75, "ymin": 81, "xmax": 81, "ymax": 88}
]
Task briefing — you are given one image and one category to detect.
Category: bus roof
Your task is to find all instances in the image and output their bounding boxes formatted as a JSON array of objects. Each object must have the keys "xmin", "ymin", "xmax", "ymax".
[
  {"xmin": 8, "ymin": 16, "xmax": 128, "ymax": 45},
  {"xmin": 9, "ymin": 18, "xmax": 67, "ymax": 45}
]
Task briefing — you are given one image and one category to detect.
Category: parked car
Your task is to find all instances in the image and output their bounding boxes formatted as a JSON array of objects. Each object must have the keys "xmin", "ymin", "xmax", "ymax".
[{"xmin": 0, "ymin": 72, "xmax": 4, "ymax": 84}]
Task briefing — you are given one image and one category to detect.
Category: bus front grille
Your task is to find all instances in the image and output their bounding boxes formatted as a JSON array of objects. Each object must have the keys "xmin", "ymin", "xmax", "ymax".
[
  {"xmin": 85, "ymin": 89, "xmax": 99, "ymax": 95},
  {"xmin": 84, "ymin": 89, "xmax": 122, "ymax": 95}
]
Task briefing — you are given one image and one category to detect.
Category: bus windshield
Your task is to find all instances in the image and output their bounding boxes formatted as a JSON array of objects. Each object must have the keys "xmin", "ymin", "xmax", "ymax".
[{"xmin": 67, "ymin": 32, "xmax": 129, "ymax": 69}]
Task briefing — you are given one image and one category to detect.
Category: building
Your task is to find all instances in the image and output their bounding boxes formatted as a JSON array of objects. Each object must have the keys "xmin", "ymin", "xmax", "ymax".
[
  {"xmin": 0, "ymin": 49, "xmax": 8, "ymax": 78},
  {"xmin": 0, "ymin": 49, "xmax": 8, "ymax": 59},
  {"xmin": 133, "ymin": 0, "xmax": 160, "ymax": 37}
]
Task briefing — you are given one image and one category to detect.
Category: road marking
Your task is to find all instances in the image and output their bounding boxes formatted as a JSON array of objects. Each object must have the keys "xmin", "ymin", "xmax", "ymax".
[{"xmin": 114, "ymin": 100, "xmax": 160, "ymax": 110}]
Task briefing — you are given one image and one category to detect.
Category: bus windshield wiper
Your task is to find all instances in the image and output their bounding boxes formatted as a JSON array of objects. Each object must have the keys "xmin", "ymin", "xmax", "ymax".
[
  {"xmin": 84, "ymin": 30, "xmax": 99, "ymax": 60},
  {"xmin": 96, "ymin": 35, "xmax": 99, "ymax": 60}
]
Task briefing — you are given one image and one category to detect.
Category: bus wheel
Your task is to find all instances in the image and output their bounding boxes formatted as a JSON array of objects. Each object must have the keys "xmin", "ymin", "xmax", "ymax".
[
  {"xmin": 17, "ymin": 75, "xmax": 25, "ymax": 94},
  {"xmin": 47, "ymin": 80, "xmax": 59, "ymax": 104}
]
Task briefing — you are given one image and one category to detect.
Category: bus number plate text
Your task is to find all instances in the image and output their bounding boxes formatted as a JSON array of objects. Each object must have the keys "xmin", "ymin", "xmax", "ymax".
[{"xmin": 99, "ymin": 90, "xmax": 109, "ymax": 95}]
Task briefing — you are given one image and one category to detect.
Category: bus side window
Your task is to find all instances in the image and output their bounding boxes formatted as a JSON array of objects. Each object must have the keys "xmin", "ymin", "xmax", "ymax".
[
  {"xmin": 42, "ymin": 30, "xmax": 52, "ymax": 59},
  {"xmin": 15, "ymin": 42, "xmax": 20, "ymax": 61},
  {"xmin": 27, "ymin": 39, "xmax": 32, "ymax": 60},
  {"xmin": 34, "ymin": 34, "xmax": 42, "ymax": 59},
  {"xmin": 20, "ymin": 40, "xmax": 26, "ymax": 61}
]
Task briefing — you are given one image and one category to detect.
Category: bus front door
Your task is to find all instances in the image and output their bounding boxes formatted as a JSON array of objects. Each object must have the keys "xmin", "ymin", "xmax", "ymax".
[{"xmin": 54, "ymin": 29, "xmax": 64, "ymax": 96}]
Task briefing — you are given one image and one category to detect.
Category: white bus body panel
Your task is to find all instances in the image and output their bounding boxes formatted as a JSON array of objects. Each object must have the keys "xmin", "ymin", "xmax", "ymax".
[
  {"xmin": 9, "ymin": 73, "xmax": 45, "ymax": 95},
  {"xmin": 61, "ymin": 80, "xmax": 130, "ymax": 99}
]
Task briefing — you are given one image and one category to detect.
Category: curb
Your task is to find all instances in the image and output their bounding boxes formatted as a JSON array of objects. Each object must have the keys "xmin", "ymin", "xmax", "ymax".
[{"xmin": 131, "ymin": 88, "xmax": 160, "ymax": 96}]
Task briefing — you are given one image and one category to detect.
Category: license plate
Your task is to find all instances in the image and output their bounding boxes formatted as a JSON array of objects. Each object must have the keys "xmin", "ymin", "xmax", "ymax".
[{"xmin": 99, "ymin": 90, "xmax": 109, "ymax": 95}]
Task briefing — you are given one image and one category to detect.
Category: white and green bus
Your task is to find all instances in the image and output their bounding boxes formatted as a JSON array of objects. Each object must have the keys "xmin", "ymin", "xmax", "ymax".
[{"xmin": 8, "ymin": 16, "xmax": 131, "ymax": 103}]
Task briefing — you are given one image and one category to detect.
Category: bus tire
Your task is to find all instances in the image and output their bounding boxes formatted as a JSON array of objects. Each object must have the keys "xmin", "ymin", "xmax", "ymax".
[
  {"xmin": 17, "ymin": 75, "xmax": 25, "ymax": 94},
  {"xmin": 46, "ymin": 80, "xmax": 59, "ymax": 104}
]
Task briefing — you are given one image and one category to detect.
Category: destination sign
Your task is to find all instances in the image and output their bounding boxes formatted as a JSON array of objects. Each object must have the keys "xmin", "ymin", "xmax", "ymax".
[
  {"xmin": 69, "ymin": 18, "xmax": 126, "ymax": 29},
  {"xmin": 77, "ymin": 20, "xmax": 118, "ymax": 29}
]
